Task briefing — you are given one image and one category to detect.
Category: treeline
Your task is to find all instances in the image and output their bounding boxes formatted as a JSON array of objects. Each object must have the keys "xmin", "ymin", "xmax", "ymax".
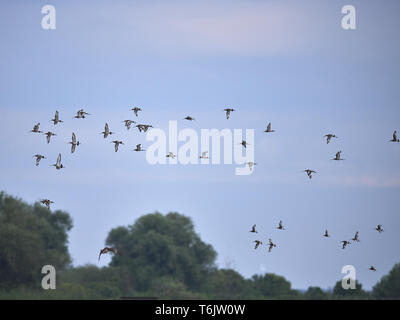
[{"xmin": 0, "ymin": 192, "xmax": 399, "ymax": 300}]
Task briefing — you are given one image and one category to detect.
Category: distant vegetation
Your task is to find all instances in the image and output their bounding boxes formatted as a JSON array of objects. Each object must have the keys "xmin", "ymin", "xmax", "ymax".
[{"xmin": 0, "ymin": 192, "xmax": 399, "ymax": 300}]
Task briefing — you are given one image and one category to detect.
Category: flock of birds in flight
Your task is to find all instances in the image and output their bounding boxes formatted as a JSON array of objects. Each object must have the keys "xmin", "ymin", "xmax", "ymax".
[
  {"xmin": 30, "ymin": 107, "xmax": 398, "ymax": 264},
  {"xmin": 249, "ymin": 124, "xmax": 400, "ymax": 271},
  {"xmin": 248, "ymin": 129, "xmax": 398, "ymax": 274}
]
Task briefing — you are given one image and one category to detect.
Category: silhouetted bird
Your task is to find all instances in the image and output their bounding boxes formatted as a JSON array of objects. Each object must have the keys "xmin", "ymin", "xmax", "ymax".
[
  {"xmin": 240, "ymin": 140, "xmax": 250, "ymax": 148},
  {"xmin": 254, "ymin": 240, "xmax": 262, "ymax": 250},
  {"xmin": 332, "ymin": 151, "xmax": 344, "ymax": 161},
  {"xmin": 352, "ymin": 231, "xmax": 360, "ymax": 242},
  {"xmin": 131, "ymin": 107, "xmax": 142, "ymax": 117},
  {"xmin": 135, "ymin": 124, "xmax": 153, "ymax": 132},
  {"xmin": 224, "ymin": 108, "xmax": 235, "ymax": 119},
  {"xmin": 247, "ymin": 162, "xmax": 257, "ymax": 171},
  {"xmin": 166, "ymin": 152, "xmax": 176, "ymax": 159},
  {"xmin": 277, "ymin": 220, "xmax": 285, "ymax": 230},
  {"xmin": 341, "ymin": 240, "xmax": 351, "ymax": 249},
  {"xmin": 183, "ymin": 116, "xmax": 195, "ymax": 121},
  {"xmin": 369, "ymin": 266, "xmax": 376, "ymax": 272},
  {"xmin": 30, "ymin": 123, "xmax": 42, "ymax": 133},
  {"xmin": 68, "ymin": 132, "xmax": 80, "ymax": 153},
  {"xmin": 98, "ymin": 247, "xmax": 120, "ymax": 261},
  {"xmin": 123, "ymin": 120, "xmax": 136, "ymax": 130},
  {"xmin": 44, "ymin": 131, "xmax": 56, "ymax": 144},
  {"xmin": 249, "ymin": 224, "xmax": 258, "ymax": 233},
  {"xmin": 323, "ymin": 230, "xmax": 330, "ymax": 238},
  {"xmin": 51, "ymin": 153, "xmax": 64, "ymax": 170},
  {"xmin": 375, "ymin": 224, "xmax": 384, "ymax": 233},
  {"xmin": 40, "ymin": 199, "xmax": 54, "ymax": 210},
  {"xmin": 199, "ymin": 151, "xmax": 209, "ymax": 159},
  {"xmin": 133, "ymin": 144, "xmax": 145, "ymax": 152},
  {"xmin": 268, "ymin": 239, "xmax": 276, "ymax": 252},
  {"xmin": 264, "ymin": 122, "xmax": 275, "ymax": 133},
  {"xmin": 324, "ymin": 134, "xmax": 337, "ymax": 144},
  {"xmin": 50, "ymin": 110, "xmax": 63, "ymax": 125},
  {"xmin": 33, "ymin": 154, "xmax": 46, "ymax": 166},
  {"xmin": 111, "ymin": 140, "xmax": 124, "ymax": 152},
  {"xmin": 101, "ymin": 123, "xmax": 114, "ymax": 138},
  {"xmin": 303, "ymin": 169, "xmax": 316, "ymax": 179},
  {"xmin": 389, "ymin": 130, "xmax": 399, "ymax": 142},
  {"xmin": 74, "ymin": 109, "xmax": 90, "ymax": 119}
]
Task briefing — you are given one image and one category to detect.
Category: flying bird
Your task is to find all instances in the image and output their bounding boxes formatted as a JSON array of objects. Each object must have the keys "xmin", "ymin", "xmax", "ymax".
[
  {"xmin": 166, "ymin": 152, "xmax": 176, "ymax": 159},
  {"xmin": 264, "ymin": 122, "xmax": 275, "ymax": 133},
  {"xmin": 247, "ymin": 162, "xmax": 257, "ymax": 171},
  {"xmin": 277, "ymin": 220, "xmax": 285, "ymax": 230},
  {"xmin": 332, "ymin": 151, "xmax": 344, "ymax": 161},
  {"xmin": 123, "ymin": 120, "xmax": 136, "ymax": 130},
  {"xmin": 341, "ymin": 240, "xmax": 351, "ymax": 249},
  {"xmin": 101, "ymin": 123, "xmax": 114, "ymax": 138},
  {"xmin": 98, "ymin": 247, "xmax": 120, "ymax": 261},
  {"xmin": 111, "ymin": 140, "xmax": 124, "ymax": 152},
  {"xmin": 135, "ymin": 124, "xmax": 153, "ymax": 132},
  {"xmin": 199, "ymin": 151, "xmax": 209, "ymax": 159},
  {"xmin": 375, "ymin": 224, "xmax": 384, "ymax": 233},
  {"xmin": 44, "ymin": 131, "xmax": 56, "ymax": 144},
  {"xmin": 50, "ymin": 111, "xmax": 63, "ymax": 125},
  {"xmin": 240, "ymin": 140, "xmax": 250, "ymax": 148},
  {"xmin": 33, "ymin": 154, "xmax": 46, "ymax": 166},
  {"xmin": 268, "ymin": 239, "xmax": 276, "ymax": 252},
  {"xmin": 74, "ymin": 109, "xmax": 91, "ymax": 119},
  {"xmin": 352, "ymin": 231, "xmax": 360, "ymax": 242},
  {"xmin": 254, "ymin": 240, "xmax": 262, "ymax": 250},
  {"xmin": 303, "ymin": 169, "xmax": 316, "ymax": 179},
  {"xmin": 131, "ymin": 107, "xmax": 142, "ymax": 117},
  {"xmin": 249, "ymin": 224, "xmax": 258, "ymax": 233},
  {"xmin": 389, "ymin": 130, "xmax": 399, "ymax": 142},
  {"xmin": 323, "ymin": 230, "xmax": 330, "ymax": 238},
  {"xmin": 40, "ymin": 199, "xmax": 54, "ymax": 210},
  {"xmin": 51, "ymin": 153, "xmax": 64, "ymax": 170},
  {"xmin": 30, "ymin": 123, "xmax": 42, "ymax": 133},
  {"xmin": 68, "ymin": 132, "xmax": 80, "ymax": 153},
  {"xmin": 183, "ymin": 116, "xmax": 195, "ymax": 121},
  {"xmin": 369, "ymin": 266, "xmax": 377, "ymax": 272},
  {"xmin": 223, "ymin": 108, "xmax": 235, "ymax": 119},
  {"xmin": 324, "ymin": 134, "xmax": 337, "ymax": 144},
  {"xmin": 133, "ymin": 144, "xmax": 145, "ymax": 152}
]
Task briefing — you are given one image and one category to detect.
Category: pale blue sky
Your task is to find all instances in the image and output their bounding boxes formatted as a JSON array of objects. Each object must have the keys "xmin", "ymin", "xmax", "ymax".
[{"xmin": 1, "ymin": 0, "xmax": 399, "ymax": 290}]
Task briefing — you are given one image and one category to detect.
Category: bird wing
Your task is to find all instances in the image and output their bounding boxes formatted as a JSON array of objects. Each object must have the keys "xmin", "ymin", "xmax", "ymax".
[
  {"xmin": 105, "ymin": 123, "xmax": 109, "ymax": 133},
  {"xmin": 71, "ymin": 144, "xmax": 76, "ymax": 153},
  {"xmin": 56, "ymin": 154, "xmax": 61, "ymax": 166},
  {"xmin": 72, "ymin": 132, "xmax": 76, "ymax": 144}
]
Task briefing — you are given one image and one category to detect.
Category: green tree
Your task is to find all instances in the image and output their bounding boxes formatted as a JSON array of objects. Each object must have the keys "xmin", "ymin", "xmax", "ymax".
[
  {"xmin": 304, "ymin": 286, "xmax": 329, "ymax": 300},
  {"xmin": 0, "ymin": 192, "xmax": 72, "ymax": 290},
  {"xmin": 105, "ymin": 212, "xmax": 217, "ymax": 292},
  {"xmin": 251, "ymin": 273, "xmax": 300, "ymax": 299},
  {"xmin": 332, "ymin": 280, "xmax": 370, "ymax": 299},
  {"xmin": 204, "ymin": 269, "xmax": 256, "ymax": 299},
  {"xmin": 372, "ymin": 263, "xmax": 400, "ymax": 299}
]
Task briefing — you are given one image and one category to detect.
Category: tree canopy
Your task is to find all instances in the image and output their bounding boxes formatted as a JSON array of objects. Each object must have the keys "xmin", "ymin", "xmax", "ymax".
[
  {"xmin": 0, "ymin": 192, "xmax": 72, "ymax": 290},
  {"xmin": 105, "ymin": 212, "xmax": 217, "ymax": 291}
]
